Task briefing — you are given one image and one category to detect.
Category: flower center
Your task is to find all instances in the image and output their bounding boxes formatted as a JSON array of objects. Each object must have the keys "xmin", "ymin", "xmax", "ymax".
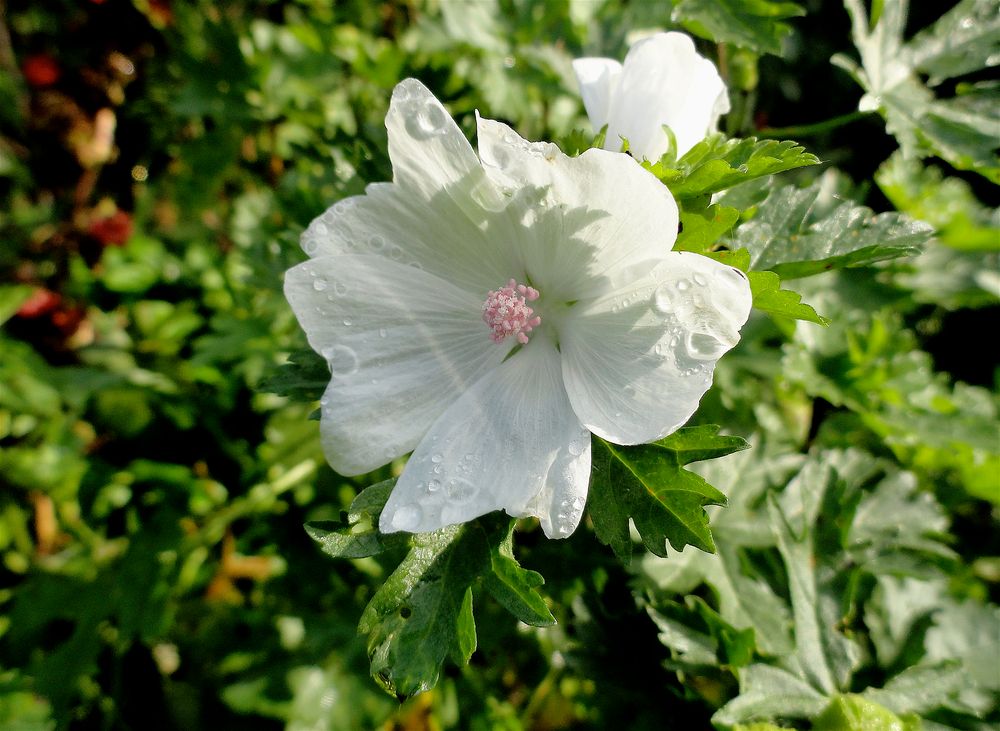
[{"xmin": 481, "ymin": 279, "xmax": 541, "ymax": 345}]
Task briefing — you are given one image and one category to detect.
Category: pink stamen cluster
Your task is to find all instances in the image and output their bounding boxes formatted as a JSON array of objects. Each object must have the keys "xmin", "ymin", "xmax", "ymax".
[{"xmin": 481, "ymin": 279, "xmax": 541, "ymax": 345}]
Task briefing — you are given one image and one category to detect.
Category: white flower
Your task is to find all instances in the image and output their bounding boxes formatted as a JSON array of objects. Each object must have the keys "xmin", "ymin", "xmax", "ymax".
[
  {"xmin": 573, "ymin": 32, "xmax": 730, "ymax": 162},
  {"xmin": 284, "ymin": 79, "xmax": 750, "ymax": 539}
]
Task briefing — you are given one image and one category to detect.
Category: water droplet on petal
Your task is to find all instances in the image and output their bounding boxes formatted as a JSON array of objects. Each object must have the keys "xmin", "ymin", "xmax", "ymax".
[
  {"xmin": 692, "ymin": 273, "xmax": 708, "ymax": 286},
  {"xmin": 369, "ymin": 235, "xmax": 385, "ymax": 250},
  {"xmin": 427, "ymin": 478, "xmax": 441, "ymax": 493},
  {"xmin": 312, "ymin": 277, "xmax": 328, "ymax": 292},
  {"xmin": 430, "ymin": 453, "xmax": 443, "ymax": 463},
  {"xmin": 568, "ymin": 435, "xmax": 589, "ymax": 457},
  {"xmin": 676, "ymin": 279, "xmax": 691, "ymax": 291},
  {"xmin": 322, "ymin": 345, "xmax": 358, "ymax": 377},
  {"xmin": 391, "ymin": 504, "xmax": 423, "ymax": 531},
  {"xmin": 333, "ymin": 282, "xmax": 348, "ymax": 296},
  {"xmin": 684, "ymin": 331, "xmax": 729, "ymax": 361},
  {"xmin": 406, "ymin": 103, "xmax": 448, "ymax": 139},
  {"xmin": 378, "ymin": 328, "xmax": 387, "ymax": 338}
]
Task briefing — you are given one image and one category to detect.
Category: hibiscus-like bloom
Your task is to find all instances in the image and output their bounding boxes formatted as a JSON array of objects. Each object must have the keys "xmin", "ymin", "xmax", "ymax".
[
  {"xmin": 573, "ymin": 32, "xmax": 730, "ymax": 162},
  {"xmin": 284, "ymin": 79, "xmax": 750, "ymax": 539}
]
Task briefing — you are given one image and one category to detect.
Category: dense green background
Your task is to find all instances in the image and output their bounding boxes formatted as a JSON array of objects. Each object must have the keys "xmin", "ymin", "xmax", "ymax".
[{"xmin": 0, "ymin": 0, "xmax": 997, "ymax": 729}]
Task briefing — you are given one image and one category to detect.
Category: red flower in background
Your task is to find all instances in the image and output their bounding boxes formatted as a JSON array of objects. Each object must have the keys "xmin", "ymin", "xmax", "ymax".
[
  {"xmin": 22, "ymin": 54, "xmax": 61, "ymax": 87},
  {"xmin": 88, "ymin": 209, "xmax": 133, "ymax": 246},
  {"xmin": 17, "ymin": 288, "xmax": 62, "ymax": 319}
]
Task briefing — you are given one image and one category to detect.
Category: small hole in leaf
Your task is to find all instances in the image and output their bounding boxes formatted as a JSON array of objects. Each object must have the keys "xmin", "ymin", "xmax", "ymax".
[{"xmin": 399, "ymin": 606, "xmax": 412, "ymax": 619}]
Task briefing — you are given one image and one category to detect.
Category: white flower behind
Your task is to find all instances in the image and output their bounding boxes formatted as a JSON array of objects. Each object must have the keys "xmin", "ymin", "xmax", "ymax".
[
  {"xmin": 284, "ymin": 79, "xmax": 751, "ymax": 539},
  {"xmin": 573, "ymin": 32, "xmax": 730, "ymax": 162}
]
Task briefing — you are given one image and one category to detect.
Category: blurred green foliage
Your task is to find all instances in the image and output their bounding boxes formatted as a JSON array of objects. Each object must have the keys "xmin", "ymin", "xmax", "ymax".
[{"xmin": 0, "ymin": 0, "xmax": 997, "ymax": 729}]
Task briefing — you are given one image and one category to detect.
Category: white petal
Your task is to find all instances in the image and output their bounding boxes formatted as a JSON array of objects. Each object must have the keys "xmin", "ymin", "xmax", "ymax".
[
  {"xmin": 284, "ymin": 254, "xmax": 509, "ymax": 475},
  {"xmin": 299, "ymin": 181, "xmax": 514, "ymax": 300},
  {"xmin": 475, "ymin": 115, "xmax": 679, "ymax": 301},
  {"xmin": 379, "ymin": 340, "xmax": 591, "ymax": 539},
  {"xmin": 605, "ymin": 32, "xmax": 730, "ymax": 161},
  {"xmin": 561, "ymin": 252, "xmax": 751, "ymax": 444},
  {"xmin": 572, "ymin": 57, "xmax": 623, "ymax": 131},
  {"xmin": 385, "ymin": 78, "xmax": 480, "ymax": 199}
]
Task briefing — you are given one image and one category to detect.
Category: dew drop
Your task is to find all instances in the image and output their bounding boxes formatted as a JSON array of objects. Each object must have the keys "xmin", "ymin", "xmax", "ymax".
[
  {"xmin": 676, "ymin": 279, "xmax": 691, "ymax": 291},
  {"xmin": 692, "ymin": 273, "xmax": 708, "ymax": 286},
  {"xmin": 313, "ymin": 222, "xmax": 329, "ymax": 236},
  {"xmin": 405, "ymin": 103, "xmax": 448, "ymax": 139},
  {"xmin": 369, "ymin": 235, "xmax": 385, "ymax": 250},
  {"xmin": 312, "ymin": 277, "xmax": 328, "ymax": 292},
  {"xmin": 333, "ymin": 282, "xmax": 348, "ymax": 296},
  {"xmin": 427, "ymin": 478, "xmax": 442, "ymax": 493},
  {"xmin": 342, "ymin": 319, "xmax": 352, "ymax": 327},
  {"xmin": 430, "ymin": 453, "xmax": 443, "ymax": 463},
  {"xmin": 653, "ymin": 284, "xmax": 675, "ymax": 314},
  {"xmin": 684, "ymin": 331, "xmax": 729, "ymax": 361},
  {"xmin": 378, "ymin": 328, "xmax": 387, "ymax": 338},
  {"xmin": 322, "ymin": 345, "xmax": 358, "ymax": 377},
  {"xmin": 391, "ymin": 504, "xmax": 423, "ymax": 531},
  {"xmin": 568, "ymin": 435, "xmax": 589, "ymax": 457}
]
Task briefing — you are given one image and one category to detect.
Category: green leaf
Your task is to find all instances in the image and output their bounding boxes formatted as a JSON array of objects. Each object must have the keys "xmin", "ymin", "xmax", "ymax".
[
  {"xmin": 359, "ymin": 522, "xmax": 491, "ymax": 699},
  {"xmin": 732, "ymin": 179, "xmax": 932, "ymax": 279},
  {"xmin": 813, "ymin": 694, "xmax": 921, "ymax": 731},
  {"xmin": 834, "ymin": 0, "xmax": 1000, "ymax": 181},
  {"xmin": 876, "ymin": 151, "xmax": 1000, "ymax": 252},
  {"xmin": 309, "ymin": 494, "xmax": 550, "ymax": 697},
  {"xmin": 482, "ymin": 521, "xmax": 556, "ymax": 627},
  {"xmin": 589, "ymin": 427, "xmax": 748, "ymax": 562},
  {"xmin": 676, "ymin": 205, "xmax": 741, "ymax": 253},
  {"xmin": 671, "ymin": 0, "xmax": 805, "ymax": 56},
  {"xmin": 305, "ymin": 480, "xmax": 407, "ymax": 559},
  {"xmin": 648, "ymin": 135, "xmax": 819, "ymax": 200},
  {"xmin": 748, "ymin": 270, "xmax": 829, "ymax": 325},
  {"xmin": 258, "ymin": 347, "xmax": 330, "ymax": 402},
  {"xmin": 0, "ymin": 284, "xmax": 34, "ymax": 326}
]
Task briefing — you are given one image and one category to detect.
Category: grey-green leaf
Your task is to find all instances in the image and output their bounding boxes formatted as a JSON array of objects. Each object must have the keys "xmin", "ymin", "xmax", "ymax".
[
  {"xmin": 671, "ymin": 0, "xmax": 805, "ymax": 56},
  {"xmin": 734, "ymin": 179, "xmax": 932, "ymax": 278}
]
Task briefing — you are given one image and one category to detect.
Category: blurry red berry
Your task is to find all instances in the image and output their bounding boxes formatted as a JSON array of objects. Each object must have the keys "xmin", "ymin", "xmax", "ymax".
[
  {"xmin": 88, "ymin": 210, "xmax": 134, "ymax": 247},
  {"xmin": 17, "ymin": 288, "xmax": 62, "ymax": 319},
  {"xmin": 22, "ymin": 54, "xmax": 60, "ymax": 87}
]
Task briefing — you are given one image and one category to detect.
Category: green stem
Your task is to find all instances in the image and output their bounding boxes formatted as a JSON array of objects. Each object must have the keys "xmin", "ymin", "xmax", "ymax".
[{"xmin": 756, "ymin": 110, "xmax": 874, "ymax": 139}]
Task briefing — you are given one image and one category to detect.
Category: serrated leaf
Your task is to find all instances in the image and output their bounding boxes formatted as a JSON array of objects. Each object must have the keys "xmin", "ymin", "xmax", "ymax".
[
  {"xmin": 863, "ymin": 662, "xmax": 970, "ymax": 717},
  {"xmin": 768, "ymin": 466, "xmax": 861, "ymax": 695},
  {"xmin": 648, "ymin": 135, "xmax": 819, "ymax": 200},
  {"xmin": 258, "ymin": 347, "xmax": 329, "ymax": 402},
  {"xmin": 589, "ymin": 426, "xmax": 748, "ymax": 562},
  {"xmin": 733, "ymin": 179, "xmax": 931, "ymax": 279},
  {"xmin": 309, "ymin": 502, "xmax": 549, "ymax": 698},
  {"xmin": 835, "ymin": 0, "xmax": 1000, "ymax": 181},
  {"xmin": 305, "ymin": 480, "xmax": 407, "ymax": 559},
  {"xmin": 906, "ymin": 0, "xmax": 1000, "ymax": 86},
  {"xmin": 676, "ymin": 205, "xmax": 740, "ymax": 253},
  {"xmin": 359, "ymin": 522, "xmax": 491, "ymax": 699},
  {"xmin": 713, "ymin": 664, "xmax": 828, "ymax": 727},
  {"xmin": 748, "ymin": 271, "xmax": 829, "ymax": 325},
  {"xmin": 671, "ymin": 0, "xmax": 805, "ymax": 56},
  {"xmin": 483, "ymin": 521, "xmax": 555, "ymax": 627}
]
